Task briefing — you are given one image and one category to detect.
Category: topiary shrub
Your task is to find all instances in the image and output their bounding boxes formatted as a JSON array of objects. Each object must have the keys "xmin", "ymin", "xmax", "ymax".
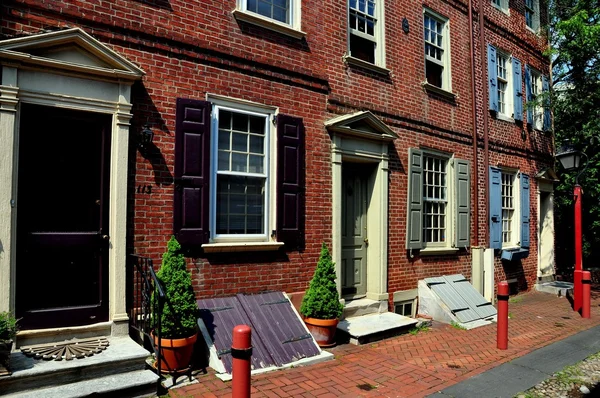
[
  {"xmin": 300, "ymin": 242, "xmax": 344, "ymax": 320},
  {"xmin": 155, "ymin": 236, "xmax": 198, "ymax": 339}
]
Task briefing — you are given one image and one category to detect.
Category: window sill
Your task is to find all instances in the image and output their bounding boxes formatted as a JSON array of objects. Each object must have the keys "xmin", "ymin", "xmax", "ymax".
[
  {"xmin": 233, "ymin": 9, "xmax": 306, "ymax": 40},
  {"xmin": 526, "ymin": 26, "xmax": 539, "ymax": 35},
  {"xmin": 344, "ymin": 55, "xmax": 390, "ymax": 76},
  {"xmin": 202, "ymin": 241, "xmax": 284, "ymax": 253},
  {"xmin": 419, "ymin": 247, "xmax": 460, "ymax": 256},
  {"xmin": 496, "ymin": 113, "xmax": 515, "ymax": 124},
  {"xmin": 422, "ymin": 82, "xmax": 456, "ymax": 102},
  {"xmin": 491, "ymin": 3, "xmax": 510, "ymax": 15}
]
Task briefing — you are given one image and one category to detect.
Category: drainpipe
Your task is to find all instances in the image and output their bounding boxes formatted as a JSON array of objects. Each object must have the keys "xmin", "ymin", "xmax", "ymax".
[
  {"xmin": 468, "ymin": 0, "xmax": 479, "ymax": 247},
  {"xmin": 478, "ymin": 0, "xmax": 490, "ymax": 246}
]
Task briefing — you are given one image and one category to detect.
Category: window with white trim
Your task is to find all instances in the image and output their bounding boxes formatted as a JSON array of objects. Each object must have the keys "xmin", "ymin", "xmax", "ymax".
[
  {"xmin": 525, "ymin": 0, "xmax": 540, "ymax": 31},
  {"xmin": 212, "ymin": 103, "xmax": 272, "ymax": 241},
  {"xmin": 501, "ymin": 171, "xmax": 518, "ymax": 247},
  {"xmin": 496, "ymin": 51, "xmax": 513, "ymax": 117},
  {"xmin": 423, "ymin": 154, "xmax": 448, "ymax": 245},
  {"xmin": 406, "ymin": 148, "xmax": 470, "ymax": 252},
  {"xmin": 424, "ymin": 10, "xmax": 451, "ymax": 91},
  {"xmin": 241, "ymin": 0, "xmax": 294, "ymax": 25},
  {"xmin": 492, "ymin": 0, "xmax": 508, "ymax": 12},
  {"xmin": 529, "ymin": 68, "xmax": 543, "ymax": 130},
  {"xmin": 348, "ymin": 0, "xmax": 384, "ymax": 66}
]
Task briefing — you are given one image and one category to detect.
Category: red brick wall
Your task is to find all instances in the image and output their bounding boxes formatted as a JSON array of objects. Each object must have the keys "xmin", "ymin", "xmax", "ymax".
[{"xmin": 1, "ymin": 0, "xmax": 551, "ymax": 304}]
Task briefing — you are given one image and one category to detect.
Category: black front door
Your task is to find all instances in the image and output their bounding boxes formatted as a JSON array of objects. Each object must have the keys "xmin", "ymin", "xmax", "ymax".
[{"xmin": 16, "ymin": 104, "xmax": 111, "ymax": 329}]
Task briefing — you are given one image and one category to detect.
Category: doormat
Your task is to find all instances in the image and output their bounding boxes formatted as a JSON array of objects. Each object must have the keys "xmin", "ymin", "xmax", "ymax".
[{"xmin": 20, "ymin": 337, "xmax": 109, "ymax": 361}]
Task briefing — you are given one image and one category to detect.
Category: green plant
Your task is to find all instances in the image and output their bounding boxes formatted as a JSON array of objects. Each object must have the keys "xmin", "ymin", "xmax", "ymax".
[
  {"xmin": 409, "ymin": 324, "xmax": 430, "ymax": 335},
  {"xmin": 300, "ymin": 243, "xmax": 344, "ymax": 320},
  {"xmin": 0, "ymin": 312, "xmax": 19, "ymax": 341},
  {"xmin": 154, "ymin": 236, "xmax": 198, "ymax": 339},
  {"xmin": 450, "ymin": 321, "xmax": 467, "ymax": 330}
]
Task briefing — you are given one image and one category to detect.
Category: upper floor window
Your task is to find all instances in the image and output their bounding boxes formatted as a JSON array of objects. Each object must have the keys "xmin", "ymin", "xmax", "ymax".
[
  {"xmin": 348, "ymin": 0, "xmax": 385, "ymax": 67},
  {"xmin": 488, "ymin": 45, "xmax": 524, "ymax": 121},
  {"xmin": 245, "ymin": 0, "xmax": 290, "ymax": 24},
  {"xmin": 423, "ymin": 10, "xmax": 451, "ymax": 91},
  {"xmin": 526, "ymin": 66, "xmax": 543, "ymax": 130},
  {"xmin": 492, "ymin": 0, "xmax": 509, "ymax": 12},
  {"xmin": 525, "ymin": 0, "xmax": 540, "ymax": 31}
]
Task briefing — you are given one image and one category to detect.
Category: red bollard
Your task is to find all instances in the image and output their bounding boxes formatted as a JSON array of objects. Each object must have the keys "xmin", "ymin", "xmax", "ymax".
[
  {"xmin": 574, "ymin": 269, "xmax": 583, "ymax": 313},
  {"xmin": 582, "ymin": 271, "xmax": 591, "ymax": 319},
  {"xmin": 232, "ymin": 325, "xmax": 252, "ymax": 398},
  {"xmin": 497, "ymin": 281, "xmax": 509, "ymax": 350}
]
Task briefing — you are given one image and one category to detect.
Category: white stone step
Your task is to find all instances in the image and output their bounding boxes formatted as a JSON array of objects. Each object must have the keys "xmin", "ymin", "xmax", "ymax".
[
  {"xmin": 535, "ymin": 281, "xmax": 574, "ymax": 297},
  {"xmin": 337, "ymin": 312, "xmax": 418, "ymax": 345},
  {"xmin": 342, "ymin": 298, "xmax": 387, "ymax": 319},
  {"xmin": 5, "ymin": 369, "xmax": 158, "ymax": 398},
  {"xmin": 0, "ymin": 337, "xmax": 153, "ymax": 396}
]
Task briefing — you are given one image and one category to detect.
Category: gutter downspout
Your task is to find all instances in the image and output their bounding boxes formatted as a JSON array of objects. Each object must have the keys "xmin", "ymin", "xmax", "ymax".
[
  {"xmin": 468, "ymin": 0, "xmax": 479, "ymax": 247},
  {"xmin": 478, "ymin": 0, "xmax": 490, "ymax": 246}
]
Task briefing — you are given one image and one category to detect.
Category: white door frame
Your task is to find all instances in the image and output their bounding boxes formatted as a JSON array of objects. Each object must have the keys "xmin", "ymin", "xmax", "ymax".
[{"xmin": 0, "ymin": 29, "xmax": 143, "ymax": 336}]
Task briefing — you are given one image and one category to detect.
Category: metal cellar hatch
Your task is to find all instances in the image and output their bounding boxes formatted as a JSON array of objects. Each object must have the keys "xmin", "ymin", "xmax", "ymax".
[
  {"xmin": 197, "ymin": 291, "xmax": 329, "ymax": 377},
  {"xmin": 419, "ymin": 274, "xmax": 497, "ymax": 327}
]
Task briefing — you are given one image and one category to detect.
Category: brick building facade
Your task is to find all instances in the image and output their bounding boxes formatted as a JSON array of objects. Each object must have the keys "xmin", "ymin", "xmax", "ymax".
[{"xmin": 0, "ymin": 0, "xmax": 553, "ymax": 336}]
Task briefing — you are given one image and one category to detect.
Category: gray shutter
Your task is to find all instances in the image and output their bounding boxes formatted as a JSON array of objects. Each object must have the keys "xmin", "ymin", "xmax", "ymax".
[
  {"xmin": 487, "ymin": 44, "xmax": 498, "ymax": 112},
  {"xmin": 489, "ymin": 167, "xmax": 502, "ymax": 250},
  {"xmin": 512, "ymin": 57, "xmax": 523, "ymax": 121},
  {"xmin": 406, "ymin": 148, "xmax": 423, "ymax": 250},
  {"xmin": 454, "ymin": 158, "xmax": 471, "ymax": 248}
]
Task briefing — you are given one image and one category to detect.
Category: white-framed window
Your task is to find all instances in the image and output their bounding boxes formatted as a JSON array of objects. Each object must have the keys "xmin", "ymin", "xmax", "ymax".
[
  {"xmin": 492, "ymin": 0, "xmax": 509, "ymax": 13},
  {"xmin": 423, "ymin": 154, "xmax": 449, "ymax": 246},
  {"xmin": 348, "ymin": 0, "xmax": 385, "ymax": 66},
  {"xmin": 525, "ymin": 0, "xmax": 540, "ymax": 31},
  {"xmin": 211, "ymin": 101, "xmax": 275, "ymax": 242},
  {"xmin": 394, "ymin": 300, "xmax": 416, "ymax": 317},
  {"xmin": 423, "ymin": 9, "xmax": 451, "ymax": 91},
  {"xmin": 241, "ymin": 0, "xmax": 293, "ymax": 25},
  {"xmin": 529, "ymin": 68, "xmax": 543, "ymax": 129},
  {"xmin": 496, "ymin": 51, "xmax": 513, "ymax": 117},
  {"xmin": 501, "ymin": 171, "xmax": 519, "ymax": 247},
  {"xmin": 234, "ymin": 0, "xmax": 303, "ymax": 38}
]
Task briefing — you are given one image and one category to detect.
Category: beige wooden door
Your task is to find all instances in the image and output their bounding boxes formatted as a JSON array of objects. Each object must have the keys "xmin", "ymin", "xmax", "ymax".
[{"xmin": 342, "ymin": 164, "xmax": 368, "ymax": 297}]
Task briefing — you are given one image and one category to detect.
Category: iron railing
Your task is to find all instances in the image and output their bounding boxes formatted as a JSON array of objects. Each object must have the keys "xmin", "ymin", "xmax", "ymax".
[{"xmin": 128, "ymin": 254, "xmax": 165, "ymax": 375}]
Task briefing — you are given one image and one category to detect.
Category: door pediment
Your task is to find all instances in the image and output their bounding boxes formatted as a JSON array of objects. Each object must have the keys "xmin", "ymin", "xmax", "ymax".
[
  {"xmin": 0, "ymin": 28, "xmax": 144, "ymax": 80},
  {"xmin": 325, "ymin": 111, "xmax": 398, "ymax": 142}
]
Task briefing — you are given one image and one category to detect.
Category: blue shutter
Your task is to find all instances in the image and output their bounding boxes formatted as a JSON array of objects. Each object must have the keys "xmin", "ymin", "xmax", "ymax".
[
  {"xmin": 487, "ymin": 45, "xmax": 498, "ymax": 112},
  {"xmin": 525, "ymin": 65, "xmax": 533, "ymax": 125},
  {"xmin": 542, "ymin": 75, "xmax": 551, "ymax": 132},
  {"xmin": 520, "ymin": 173, "xmax": 530, "ymax": 248},
  {"xmin": 455, "ymin": 159, "xmax": 471, "ymax": 248},
  {"xmin": 406, "ymin": 148, "xmax": 423, "ymax": 250},
  {"xmin": 512, "ymin": 57, "xmax": 523, "ymax": 121},
  {"xmin": 489, "ymin": 167, "xmax": 502, "ymax": 250}
]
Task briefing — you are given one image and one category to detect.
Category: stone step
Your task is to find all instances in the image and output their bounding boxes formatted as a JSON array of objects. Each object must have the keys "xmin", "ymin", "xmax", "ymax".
[
  {"xmin": 342, "ymin": 298, "xmax": 387, "ymax": 319},
  {"xmin": 337, "ymin": 312, "xmax": 418, "ymax": 345},
  {"xmin": 0, "ymin": 337, "xmax": 156, "ymax": 396},
  {"xmin": 5, "ymin": 369, "xmax": 158, "ymax": 398},
  {"xmin": 535, "ymin": 280, "xmax": 574, "ymax": 297}
]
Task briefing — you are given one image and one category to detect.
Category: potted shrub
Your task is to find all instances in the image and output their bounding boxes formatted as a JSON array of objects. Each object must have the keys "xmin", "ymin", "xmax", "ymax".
[
  {"xmin": 300, "ymin": 242, "xmax": 344, "ymax": 347},
  {"xmin": 0, "ymin": 312, "xmax": 19, "ymax": 374},
  {"xmin": 153, "ymin": 236, "xmax": 199, "ymax": 372}
]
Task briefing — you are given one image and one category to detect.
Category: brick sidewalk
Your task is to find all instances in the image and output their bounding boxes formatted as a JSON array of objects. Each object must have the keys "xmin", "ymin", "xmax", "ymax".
[{"xmin": 169, "ymin": 289, "xmax": 600, "ymax": 398}]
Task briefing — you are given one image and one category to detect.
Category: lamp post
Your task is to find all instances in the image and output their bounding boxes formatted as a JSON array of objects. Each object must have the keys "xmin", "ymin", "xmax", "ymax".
[{"xmin": 555, "ymin": 140, "xmax": 587, "ymax": 313}]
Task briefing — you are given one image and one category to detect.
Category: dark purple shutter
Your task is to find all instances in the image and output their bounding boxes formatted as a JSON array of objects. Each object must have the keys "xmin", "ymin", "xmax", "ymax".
[
  {"xmin": 173, "ymin": 98, "xmax": 211, "ymax": 245},
  {"xmin": 276, "ymin": 114, "xmax": 305, "ymax": 251}
]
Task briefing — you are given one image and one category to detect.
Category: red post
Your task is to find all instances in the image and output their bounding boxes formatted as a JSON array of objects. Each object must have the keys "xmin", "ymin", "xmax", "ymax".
[
  {"xmin": 232, "ymin": 325, "xmax": 252, "ymax": 398},
  {"xmin": 497, "ymin": 281, "xmax": 509, "ymax": 350},
  {"xmin": 574, "ymin": 185, "xmax": 583, "ymax": 312},
  {"xmin": 582, "ymin": 271, "xmax": 591, "ymax": 319}
]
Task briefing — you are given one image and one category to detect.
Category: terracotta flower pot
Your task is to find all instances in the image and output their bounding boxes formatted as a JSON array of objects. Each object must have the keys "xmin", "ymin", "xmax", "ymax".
[
  {"xmin": 152, "ymin": 332, "xmax": 197, "ymax": 373},
  {"xmin": 303, "ymin": 317, "xmax": 339, "ymax": 347}
]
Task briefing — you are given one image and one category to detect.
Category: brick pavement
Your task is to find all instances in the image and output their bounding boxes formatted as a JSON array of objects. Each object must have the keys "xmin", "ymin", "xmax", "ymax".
[{"xmin": 169, "ymin": 288, "xmax": 600, "ymax": 397}]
